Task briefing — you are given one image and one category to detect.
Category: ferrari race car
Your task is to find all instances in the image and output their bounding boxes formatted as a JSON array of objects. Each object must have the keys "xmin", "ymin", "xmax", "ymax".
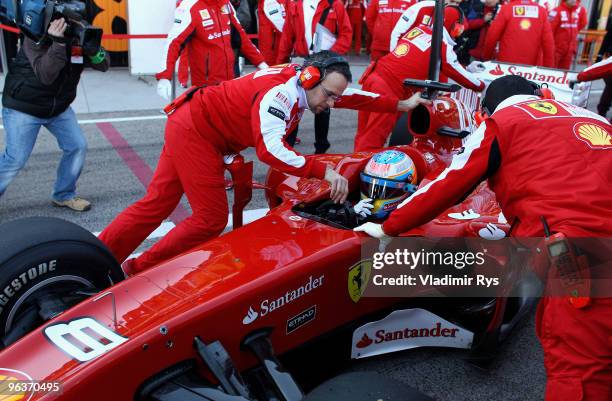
[{"xmin": 0, "ymin": 79, "xmax": 542, "ymax": 401}]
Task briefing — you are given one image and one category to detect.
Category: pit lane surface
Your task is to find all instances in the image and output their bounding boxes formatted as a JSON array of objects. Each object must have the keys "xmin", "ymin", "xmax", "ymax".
[{"xmin": 0, "ymin": 85, "xmax": 605, "ymax": 400}]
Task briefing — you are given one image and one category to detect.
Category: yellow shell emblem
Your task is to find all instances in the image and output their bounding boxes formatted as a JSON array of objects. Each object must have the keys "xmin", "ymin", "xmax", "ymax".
[
  {"xmin": 0, "ymin": 375, "xmax": 28, "ymax": 400},
  {"xmin": 393, "ymin": 44, "xmax": 409, "ymax": 57},
  {"xmin": 574, "ymin": 123, "xmax": 612, "ymax": 149},
  {"xmin": 520, "ymin": 19, "xmax": 531, "ymax": 30},
  {"xmin": 527, "ymin": 101, "xmax": 557, "ymax": 115},
  {"xmin": 199, "ymin": 9, "xmax": 210, "ymax": 19}
]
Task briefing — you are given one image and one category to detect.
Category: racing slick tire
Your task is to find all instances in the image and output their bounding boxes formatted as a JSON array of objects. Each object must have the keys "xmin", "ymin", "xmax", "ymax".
[
  {"xmin": 0, "ymin": 217, "xmax": 124, "ymax": 347},
  {"xmin": 303, "ymin": 371, "xmax": 434, "ymax": 401}
]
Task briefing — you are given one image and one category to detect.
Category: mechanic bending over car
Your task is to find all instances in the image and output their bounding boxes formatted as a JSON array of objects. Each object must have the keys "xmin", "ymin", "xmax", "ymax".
[
  {"xmin": 354, "ymin": 5, "xmax": 486, "ymax": 152},
  {"xmin": 355, "ymin": 75, "xmax": 612, "ymax": 401},
  {"xmin": 99, "ymin": 51, "xmax": 430, "ymax": 276}
]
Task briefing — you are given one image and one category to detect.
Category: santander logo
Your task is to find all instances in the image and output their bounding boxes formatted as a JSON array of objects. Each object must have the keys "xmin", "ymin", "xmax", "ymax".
[
  {"xmin": 357, "ymin": 322, "xmax": 460, "ymax": 349},
  {"xmin": 486, "ymin": 63, "xmax": 571, "ymax": 85},
  {"xmin": 489, "ymin": 64, "xmax": 504, "ymax": 76},
  {"xmin": 242, "ymin": 307, "xmax": 259, "ymax": 325},
  {"xmin": 356, "ymin": 333, "xmax": 374, "ymax": 348}
]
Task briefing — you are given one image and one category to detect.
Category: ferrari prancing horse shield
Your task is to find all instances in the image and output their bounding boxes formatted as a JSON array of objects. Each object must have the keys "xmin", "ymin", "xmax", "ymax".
[{"xmin": 348, "ymin": 260, "xmax": 372, "ymax": 303}]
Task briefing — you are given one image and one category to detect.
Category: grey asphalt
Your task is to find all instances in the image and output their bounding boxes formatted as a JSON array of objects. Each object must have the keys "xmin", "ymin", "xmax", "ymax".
[{"xmin": 0, "ymin": 58, "xmax": 605, "ymax": 400}]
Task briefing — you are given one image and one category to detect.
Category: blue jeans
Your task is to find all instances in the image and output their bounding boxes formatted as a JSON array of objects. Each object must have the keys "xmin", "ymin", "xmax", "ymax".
[{"xmin": 0, "ymin": 107, "xmax": 87, "ymax": 201}]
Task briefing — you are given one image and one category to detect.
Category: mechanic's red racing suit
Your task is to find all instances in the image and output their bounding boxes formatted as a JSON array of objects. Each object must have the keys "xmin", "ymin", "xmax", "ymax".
[
  {"xmin": 577, "ymin": 56, "xmax": 612, "ymax": 82},
  {"xmin": 100, "ymin": 65, "xmax": 400, "ymax": 273},
  {"xmin": 258, "ymin": 0, "xmax": 287, "ymax": 64},
  {"xmin": 346, "ymin": 0, "xmax": 365, "ymax": 54},
  {"xmin": 365, "ymin": 0, "xmax": 417, "ymax": 61},
  {"xmin": 156, "ymin": 0, "xmax": 265, "ymax": 86},
  {"xmin": 549, "ymin": 1, "xmax": 587, "ymax": 69},
  {"xmin": 276, "ymin": 0, "xmax": 353, "ymax": 62},
  {"xmin": 388, "ymin": 0, "xmax": 435, "ymax": 53},
  {"xmin": 483, "ymin": 0, "xmax": 555, "ymax": 67},
  {"xmin": 354, "ymin": 25, "xmax": 485, "ymax": 152},
  {"xmin": 382, "ymin": 95, "xmax": 612, "ymax": 401}
]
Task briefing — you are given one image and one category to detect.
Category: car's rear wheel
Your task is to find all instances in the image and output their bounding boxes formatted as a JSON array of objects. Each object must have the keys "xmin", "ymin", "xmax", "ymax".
[{"xmin": 0, "ymin": 217, "xmax": 124, "ymax": 347}]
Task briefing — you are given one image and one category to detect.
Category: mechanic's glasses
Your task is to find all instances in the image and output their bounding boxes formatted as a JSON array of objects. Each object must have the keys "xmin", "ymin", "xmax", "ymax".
[{"xmin": 319, "ymin": 85, "xmax": 341, "ymax": 102}]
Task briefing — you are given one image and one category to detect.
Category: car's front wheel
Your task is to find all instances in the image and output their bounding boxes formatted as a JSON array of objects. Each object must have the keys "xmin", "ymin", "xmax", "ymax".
[{"xmin": 0, "ymin": 217, "xmax": 124, "ymax": 347}]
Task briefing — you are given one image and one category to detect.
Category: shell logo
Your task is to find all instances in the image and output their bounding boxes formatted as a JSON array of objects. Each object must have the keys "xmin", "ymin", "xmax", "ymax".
[
  {"xmin": 393, "ymin": 44, "xmax": 410, "ymax": 57},
  {"xmin": 527, "ymin": 101, "xmax": 557, "ymax": 115},
  {"xmin": 573, "ymin": 123, "xmax": 612, "ymax": 149},
  {"xmin": 199, "ymin": 9, "xmax": 210, "ymax": 19},
  {"xmin": 0, "ymin": 368, "xmax": 34, "ymax": 401},
  {"xmin": 520, "ymin": 19, "xmax": 531, "ymax": 30}
]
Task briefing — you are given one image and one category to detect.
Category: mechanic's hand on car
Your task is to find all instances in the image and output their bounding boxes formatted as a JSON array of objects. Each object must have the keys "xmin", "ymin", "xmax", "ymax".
[
  {"xmin": 467, "ymin": 61, "xmax": 486, "ymax": 73},
  {"xmin": 48, "ymin": 18, "xmax": 67, "ymax": 41},
  {"xmin": 354, "ymin": 222, "xmax": 392, "ymax": 251},
  {"xmin": 568, "ymin": 79, "xmax": 578, "ymax": 89},
  {"xmin": 397, "ymin": 92, "xmax": 432, "ymax": 112},
  {"xmin": 324, "ymin": 167, "xmax": 349, "ymax": 204},
  {"xmin": 354, "ymin": 198, "xmax": 373, "ymax": 218},
  {"xmin": 157, "ymin": 79, "xmax": 172, "ymax": 100}
]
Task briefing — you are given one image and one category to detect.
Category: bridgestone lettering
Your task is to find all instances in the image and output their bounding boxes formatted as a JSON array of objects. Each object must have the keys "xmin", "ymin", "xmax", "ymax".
[{"xmin": 0, "ymin": 260, "xmax": 57, "ymax": 314}]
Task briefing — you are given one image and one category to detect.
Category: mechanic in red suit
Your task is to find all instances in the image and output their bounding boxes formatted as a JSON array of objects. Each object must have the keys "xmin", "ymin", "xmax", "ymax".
[
  {"xmin": 275, "ymin": 0, "xmax": 353, "ymax": 154},
  {"xmin": 258, "ymin": 0, "xmax": 287, "ymax": 65},
  {"xmin": 100, "ymin": 52, "xmax": 429, "ymax": 275},
  {"xmin": 572, "ymin": 57, "xmax": 612, "ymax": 120},
  {"xmin": 365, "ymin": 0, "xmax": 417, "ymax": 61},
  {"xmin": 155, "ymin": 0, "xmax": 268, "ymax": 100},
  {"xmin": 482, "ymin": 0, "xmax": 555, "ymax": 67},
  {"xmin": 345, "ymin": 0, "xmax": 366, "ymax": 54},
  {"xmin": 549, "ymin": 0, "xmax": 587, "ymax": 69},
  {"xmin": 356, "ymin": 75, "xmax": 612, "ymax": 401},
  {"xmin": 468, "ymin": 0, "xmax": 500, "ymax": 61},
  {"xmin": 389, "ymin": 0, "xmax": 457, "ymax": 53},
  {"xmin": 354, "ymin": 6, "xmax": 485, "ymax": 152},
  {"xmin": 276, "ymin": 0, "xmax": 353, "ymax": 62},
  {"xmin": 575, "ymin": 56, "xmax": 612, "ymax": 82},
  {"xmin": 176, "ymin": 0, "xmax": 191, "ymax": 87}
]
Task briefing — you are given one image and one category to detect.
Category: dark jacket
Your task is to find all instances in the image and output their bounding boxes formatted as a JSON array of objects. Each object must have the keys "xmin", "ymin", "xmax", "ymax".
[{"xmin": 2, "ymin": 38, "xmax": 108, "ymax": 118}]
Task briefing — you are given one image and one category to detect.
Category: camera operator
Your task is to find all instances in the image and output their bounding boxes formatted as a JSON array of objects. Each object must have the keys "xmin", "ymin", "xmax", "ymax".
[{"xmin": 0, "ymin": 17, "xmax": 109, "ymax": 211}]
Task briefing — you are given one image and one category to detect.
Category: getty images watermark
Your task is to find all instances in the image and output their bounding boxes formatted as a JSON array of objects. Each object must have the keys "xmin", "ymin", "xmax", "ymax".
[{"xmin": 358, "ymin": 237, "xmax": 612, "ymax": 298}]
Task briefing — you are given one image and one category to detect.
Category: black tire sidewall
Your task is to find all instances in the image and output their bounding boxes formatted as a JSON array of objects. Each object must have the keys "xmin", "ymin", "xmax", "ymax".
[{"xmin": 0, "ymin": 240, "xmax": 116, "ymax": 335}]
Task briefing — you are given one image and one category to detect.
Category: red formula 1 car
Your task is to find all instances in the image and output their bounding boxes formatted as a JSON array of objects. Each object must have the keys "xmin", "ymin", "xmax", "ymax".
[{"xmin": 0, "ymin": 81, "xmax": 540, "ymax": 401}]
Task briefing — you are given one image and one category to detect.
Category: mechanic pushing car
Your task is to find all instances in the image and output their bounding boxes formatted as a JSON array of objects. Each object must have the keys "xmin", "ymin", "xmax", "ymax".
[
  {"xmin": 354, "ymin": 6, "xmax": 485, "ymax": 152},
  {"xmin": 99, "ymin": 51, "xmax": 430, "ymax": 276},
  {"xmin": 355, "ymin": 75, "xmax": 612, "ymax": 401}
]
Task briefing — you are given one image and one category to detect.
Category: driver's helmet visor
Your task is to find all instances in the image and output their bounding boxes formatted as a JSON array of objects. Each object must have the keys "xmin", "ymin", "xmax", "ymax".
[{"xmin": 360, "ymin": 172, "xmax": 409, "ymax": 200}]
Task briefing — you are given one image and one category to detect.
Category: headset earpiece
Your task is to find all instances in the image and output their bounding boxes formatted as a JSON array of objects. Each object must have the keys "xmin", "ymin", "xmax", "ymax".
[
  {"xmin": 447, "ymin": 5, "xmax": 466, "ymax": 38},
  {"xmin": 538, "ymin": 87, "xmax": 555, "ymax": 99},
  {"xmin": 473, "ymin": 110, "xmax": 488, "ymax": 126},
  {"xmin": 530, "ymin": 82, "xmax": 555, "ymax": 100},
  {"xmin": 298, "ymin": 65, "xmax": 322, "ymax": 89},
  {"xmin": 298, "ymin": 55, "xmax": 349, "ymax": 90}
]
